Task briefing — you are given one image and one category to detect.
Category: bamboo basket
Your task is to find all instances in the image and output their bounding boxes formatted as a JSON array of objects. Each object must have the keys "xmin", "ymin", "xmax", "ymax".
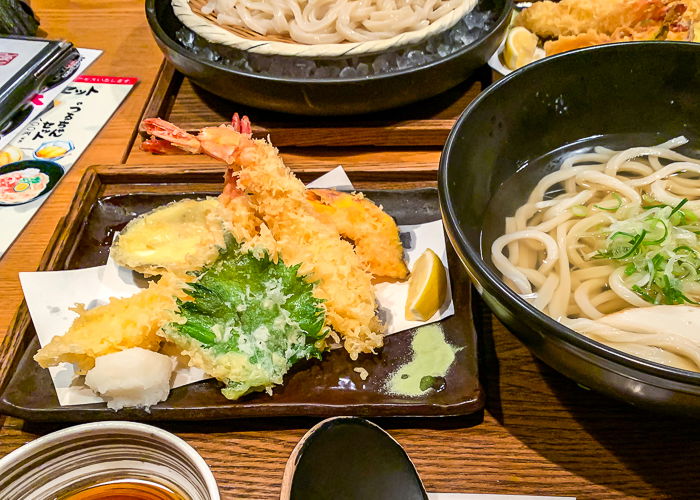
[{"xmin": 173, "ymin": 0, "xmax": 479, "ymax": 58}]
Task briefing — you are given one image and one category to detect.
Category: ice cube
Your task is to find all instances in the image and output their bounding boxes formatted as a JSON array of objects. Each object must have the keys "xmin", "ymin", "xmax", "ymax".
[
  {"xmin": 405, "ymin": 50, "xmax": 425, "ymax": 67},
  {"xmin": 339, "ymin": 66, "xmax": 358, "ymax": 78}
]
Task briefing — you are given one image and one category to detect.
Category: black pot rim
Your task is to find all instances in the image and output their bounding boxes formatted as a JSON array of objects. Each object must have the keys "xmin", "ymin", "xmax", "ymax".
[
  {"xmin": 145, "ymin": 0, "xmax": 513, "ymax": 85},
  {"xmin": 439, "ymin": 40, "xmax": 700, "ymax": 388}
]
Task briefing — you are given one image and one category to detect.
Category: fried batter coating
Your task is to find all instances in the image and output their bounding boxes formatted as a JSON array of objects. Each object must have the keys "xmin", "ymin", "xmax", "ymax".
[
  {"xmin": 518, "ymin": 0, "xmax": 700, "ymax": 55},
  {"xmin": 306, "ymin": 189, "xmax": 408, "ymax": 280},
  {"xmin": 227, "ymin": 137, "xmax": 383, "ymax": 358},
  {"xmin": 34, "ymin": 277, "xmax": 184, "ymax": 374},
  {"xmin": 112, "ymin": 197, "xmax": 227, "ymax": 277},
  {"xmin": 517, "ymin": 0, "xmax": 652, "ymax": 38},
  {"xmin": 142, "ymin": 117, "xmax": 385, "ymax": 359}
]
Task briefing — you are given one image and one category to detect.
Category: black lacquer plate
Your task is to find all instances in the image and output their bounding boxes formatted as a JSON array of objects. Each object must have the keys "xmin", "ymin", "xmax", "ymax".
[{"xmin": 0, "ymin": 187, "xmax": 484, "ymax": 422}]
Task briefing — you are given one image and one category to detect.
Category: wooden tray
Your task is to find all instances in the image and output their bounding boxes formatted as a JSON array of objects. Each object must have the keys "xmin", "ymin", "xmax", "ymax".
[
  {"xmin": 137, "ymin": 62, "xmax": 491, "ymax": 148},
  {"xmin": 0, "ymin": 164, "xmax": 484, "ymax": 422}
]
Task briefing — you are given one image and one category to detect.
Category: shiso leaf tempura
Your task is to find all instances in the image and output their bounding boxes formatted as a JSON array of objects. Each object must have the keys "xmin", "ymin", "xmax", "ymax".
[
  {"xmin": 492, "ymin": 136, "xmax": 700, "ymax": 371},
  {"xmin": 163, "ymin": 240, "xmax": 326, "ymax": 400}
]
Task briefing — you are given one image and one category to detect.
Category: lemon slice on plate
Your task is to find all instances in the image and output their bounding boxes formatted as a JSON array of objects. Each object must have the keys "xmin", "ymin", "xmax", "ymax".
[
  {"xmin": 405, "ymin": 248, "xmax": 447, "ymax": 321},
  {"xmin": 503, "ymin": 26, "xmax": 539, "ymax": 70}
]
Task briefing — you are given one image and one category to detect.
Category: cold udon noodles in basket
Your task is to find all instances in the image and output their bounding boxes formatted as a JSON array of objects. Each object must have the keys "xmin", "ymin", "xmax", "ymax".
[
  {"xmin": 177, "ymin": 0, "xmax": 477, "ymax": 52},
  {"xmin": 490, "ymin": 136, "xmax": 700, "ymax": 372},
  {"xmin": 171, "ymin": 0, "xmax": 498, "ymax": 79}
]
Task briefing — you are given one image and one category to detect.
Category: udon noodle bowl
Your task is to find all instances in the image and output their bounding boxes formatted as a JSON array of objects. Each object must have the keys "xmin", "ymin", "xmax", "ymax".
[{"xmin": 492, "ymin": 137, "xmax": 700, "ymax": 372}]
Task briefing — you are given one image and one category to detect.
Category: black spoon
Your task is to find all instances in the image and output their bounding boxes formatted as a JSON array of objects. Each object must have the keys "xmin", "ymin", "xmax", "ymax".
[{"xmin": 281, "ymin": 417, "xmax": 429, "ymax": 500}]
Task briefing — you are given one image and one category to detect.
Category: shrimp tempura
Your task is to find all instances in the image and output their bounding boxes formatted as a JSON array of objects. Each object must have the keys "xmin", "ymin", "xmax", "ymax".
[
  {"xmin": 226, "ymin": 136, "xmax": 383, "ymax": 358},
  {"xmin": 142, "ymin": 116, "xmax": 384, "ymax": 358}
]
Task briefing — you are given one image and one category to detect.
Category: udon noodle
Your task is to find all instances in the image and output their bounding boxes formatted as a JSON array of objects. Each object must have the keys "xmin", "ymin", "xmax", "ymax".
[
  {"xmin": 492, "ymin": 137, "xmax": 700, "ymax": 372},
  {"xmin": 201, "ymin": 0, "xmax": 467, "ymax": 43}
]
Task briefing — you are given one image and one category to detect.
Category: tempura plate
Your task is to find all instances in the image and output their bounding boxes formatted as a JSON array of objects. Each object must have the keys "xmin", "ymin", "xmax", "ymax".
[{"xmin": 0, "ymin": 165, "xmax": 484, "ymax": 422}]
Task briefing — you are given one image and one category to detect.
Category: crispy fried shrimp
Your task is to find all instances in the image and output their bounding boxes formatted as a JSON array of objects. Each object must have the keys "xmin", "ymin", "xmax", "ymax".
[
  {"xmin": 220, "ymin": 168, "xmax": 262, "ymax": 243},
  {"xmin": 518, "ymin": 0, "xmax": 700, "ymax": 55},
  {"xmin": 228, "ymin": 139, "xmax": 383, "ymax": 357},
  {"xmin": 141, "ymin": 115, "xmax": 383, "ymax": 358},
  {"xmin": 306, "ymin": 189, "xmax": 408, "ymax": 280},
  {"xmin": 517, "ymin": 0, "xmax": 659, "ymax": 38}
]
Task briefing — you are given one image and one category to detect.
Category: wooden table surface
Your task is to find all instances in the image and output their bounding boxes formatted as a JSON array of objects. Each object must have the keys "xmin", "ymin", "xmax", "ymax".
[{"xmin": 1, "ymin": 2, "xmax": 700, "ymax": 500}]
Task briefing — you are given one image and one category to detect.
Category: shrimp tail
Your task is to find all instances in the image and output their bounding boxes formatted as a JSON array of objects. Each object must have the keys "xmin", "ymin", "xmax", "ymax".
[{"xmin": 141, "ymin": 118, "xmax": 202, "ymax": 154}]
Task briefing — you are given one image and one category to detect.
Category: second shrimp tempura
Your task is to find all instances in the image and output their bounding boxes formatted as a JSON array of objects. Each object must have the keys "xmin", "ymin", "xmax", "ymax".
[{"xmin": 141, "ymin": 115, "xmax": 401, "ymax": 359}]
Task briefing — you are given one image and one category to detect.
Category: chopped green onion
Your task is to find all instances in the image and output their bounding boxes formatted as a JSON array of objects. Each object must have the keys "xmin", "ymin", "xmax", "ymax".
[
  {"xmin": 641, "ymin": 218, "xmax": 668, "ymax": 245},
  {"xmin": 599, "ymin": 230, "xmax": 648, "ymax": 259},
  {"xmin": 632, "ymin": 285, "xmax": 656, "ymax": 303},
  {"xmin": 669, "ymin": 198, "xmax": 689, "ymax": 218},
  {"xmin": 679, "ymin": 291, "xmax": 700, "ymax": 305},
  {"xmin": 674, "ymin": 245, "xmax": 697, "ymax": 255},
  {"xmin": 570, "ymin": 205, "xmax": 588, "ymax": 217},
  {"xmin": 646, "ymin": 259, "xmax": 655, "ymax": 281},
  {"xmin": 610, "ymin": 231, "xmax": 634, "ymax": 240},
  {"xmin": 683, "ymin": 209, "xmax": 699, "ymax": 223},
  {"xmin": 670, "ymin": 210, "xmax": 686, "ymax": 226},
  {"xmin": 621, "ymin": 230, "xmax": 647, "ymax": 258},
  {"xmin": 595, "ymin": 194, "xmax": 700, "ymax": 305},
  {"xmin": 594, "ymin": 192, "xmax": 623, "ymax": 212}
]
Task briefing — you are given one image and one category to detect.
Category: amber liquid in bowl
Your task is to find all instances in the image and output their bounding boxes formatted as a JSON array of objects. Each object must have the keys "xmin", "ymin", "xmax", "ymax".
[{"xmin": 61, "ymin": 479, "xmax": 184, "ymax": 500}]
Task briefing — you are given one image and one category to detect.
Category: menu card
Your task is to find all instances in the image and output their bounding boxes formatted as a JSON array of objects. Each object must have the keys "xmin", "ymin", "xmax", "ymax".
[
  {"xmin": 0, "ymin": 47, "xmax": 102, "ymax": 149},
  {"xmin": 0, "ymin": 74, "xmax": 138, "ymax": 257}
]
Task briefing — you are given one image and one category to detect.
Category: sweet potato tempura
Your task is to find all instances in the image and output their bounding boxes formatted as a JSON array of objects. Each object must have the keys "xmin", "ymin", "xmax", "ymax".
[{"xmin": 306, "ymin": 189, "xmax": 408, "ymax": 279}]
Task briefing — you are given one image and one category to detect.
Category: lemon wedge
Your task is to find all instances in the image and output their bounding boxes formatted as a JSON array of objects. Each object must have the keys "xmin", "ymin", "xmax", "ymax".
[
  {"xmin": 503, "ymin": 26, "xmax": 538, "ymax": 70},
  {"xmin": 405, "ymin": 248, "xmax": 447, "ymax": 321}
]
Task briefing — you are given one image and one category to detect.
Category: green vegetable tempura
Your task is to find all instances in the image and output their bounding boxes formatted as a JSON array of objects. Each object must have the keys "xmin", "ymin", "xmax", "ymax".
[{"xmin": 163, "ymin": 241, "xmax": 326, "ymax": 400}]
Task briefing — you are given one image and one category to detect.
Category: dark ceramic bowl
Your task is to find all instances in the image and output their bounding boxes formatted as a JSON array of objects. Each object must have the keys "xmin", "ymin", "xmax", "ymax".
[
  {"xmin": 145, "ymin": 0, "xmax": 511, "ymax": 115},
  {"xmin": 439, "ymin": 41, "xmax": 700, "ymax": 416}
]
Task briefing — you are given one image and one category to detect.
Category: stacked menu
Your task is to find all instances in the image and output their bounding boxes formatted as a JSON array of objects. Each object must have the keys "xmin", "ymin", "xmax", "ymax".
[{"xmin": 0, "ymin": 38, "xmax": 138, "ymax": 257}]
